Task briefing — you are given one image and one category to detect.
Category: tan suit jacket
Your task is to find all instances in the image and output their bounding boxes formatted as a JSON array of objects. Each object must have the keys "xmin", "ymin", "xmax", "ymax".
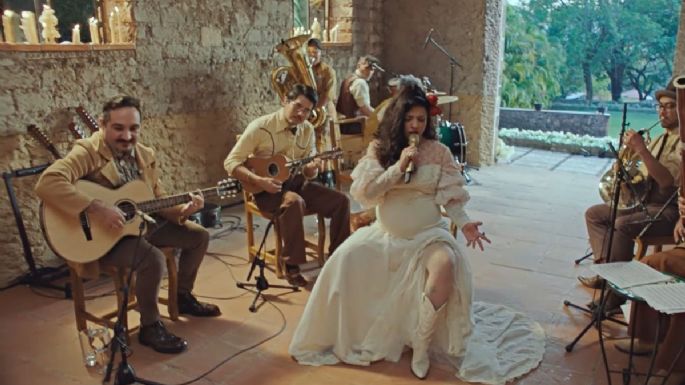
[{"xmin": 35, "ymin": 131, "xmax": 184, "ymax": 278}]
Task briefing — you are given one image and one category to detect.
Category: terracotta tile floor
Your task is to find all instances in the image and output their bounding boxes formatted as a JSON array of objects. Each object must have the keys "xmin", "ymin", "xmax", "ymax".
[{"xmin": 1, "ymin": 148, "xmax": 664, "ymax": 384}]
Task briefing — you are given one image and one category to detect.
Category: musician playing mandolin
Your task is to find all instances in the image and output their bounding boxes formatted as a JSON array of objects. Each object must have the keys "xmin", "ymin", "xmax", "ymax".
[
  {"xmin": 580, "ymin": 78, "xmax": 681, "ymax": 313},
  {"xmin": 224, "ymin": 84, "xmax": 351, "ymax": 287},
  {"xmin": 35, "ymin": 95, "xmax": 221, "ymax": 355}
]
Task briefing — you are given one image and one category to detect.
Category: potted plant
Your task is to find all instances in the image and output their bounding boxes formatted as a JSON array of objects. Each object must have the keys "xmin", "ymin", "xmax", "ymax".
[{"xmin": 533, "ymin": 103, "xmax": 542, "ymax": 111}]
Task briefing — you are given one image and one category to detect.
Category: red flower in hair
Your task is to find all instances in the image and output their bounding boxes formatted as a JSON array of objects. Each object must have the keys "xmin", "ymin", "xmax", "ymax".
[{"xmin": 427, "ymin": 93, "xmax": 442, "ymax": 116}]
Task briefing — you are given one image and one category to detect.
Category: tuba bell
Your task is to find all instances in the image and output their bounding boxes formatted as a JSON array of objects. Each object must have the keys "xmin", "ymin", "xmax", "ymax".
[
  {"xmin": 597, "ymin": 120, "xmax": 660, "ymax": 210},
  {"xmin": 271, "ymin": 35, "xmax": 327, "ymax": 129}
]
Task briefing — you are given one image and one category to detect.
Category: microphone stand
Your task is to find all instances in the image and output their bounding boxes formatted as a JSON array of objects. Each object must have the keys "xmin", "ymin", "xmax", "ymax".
[
  {"xmin": 102, "ymin": 216, "xmax": 163, "ymax": 385},
  {"xmin": 575, "ymin": 104, "xmax": 633, "ymax": 265},
  {"xmin": 424, "ymin": 31, "xmax": 463, "ymax": 122},
  {"xmin": 236, "ymin": 170, "xmax": 302, "ymax": 313}
]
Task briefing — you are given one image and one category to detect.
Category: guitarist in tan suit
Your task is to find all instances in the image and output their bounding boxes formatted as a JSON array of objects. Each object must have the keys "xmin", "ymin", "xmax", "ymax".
[
  {"xmin": 224, "ymin": 84, "xmax": 351, "ymax": 287},
  {"xmin": 35, "ymin": 95, "xmax": 220, "ymax": 354}
]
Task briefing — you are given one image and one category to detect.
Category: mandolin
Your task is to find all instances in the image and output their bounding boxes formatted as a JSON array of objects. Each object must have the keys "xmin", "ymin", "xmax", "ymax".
[{"xmin": 241, "ymin": 148, "xmax": 343, "ymax": 193}]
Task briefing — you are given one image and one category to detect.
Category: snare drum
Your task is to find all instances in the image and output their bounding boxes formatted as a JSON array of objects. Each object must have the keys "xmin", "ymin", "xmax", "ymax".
[{"xmin": 438, "ymin": 119, "xmax": 467, "ymax": 163}]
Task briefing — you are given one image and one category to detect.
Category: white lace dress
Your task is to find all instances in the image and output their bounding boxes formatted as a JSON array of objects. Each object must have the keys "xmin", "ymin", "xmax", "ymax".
[{"xmin": 289, "ymin": 140, "xmax": 545, "ymax": 384}]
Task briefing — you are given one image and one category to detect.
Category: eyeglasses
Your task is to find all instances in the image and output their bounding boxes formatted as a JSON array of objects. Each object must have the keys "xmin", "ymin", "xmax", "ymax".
[
  {"xmin": 655, "ymin": 103, "xmax": 677, "ymax": 111},
  {"xmin": 290, "ymin": 100, "xmax": 313, "ymax": 115}
]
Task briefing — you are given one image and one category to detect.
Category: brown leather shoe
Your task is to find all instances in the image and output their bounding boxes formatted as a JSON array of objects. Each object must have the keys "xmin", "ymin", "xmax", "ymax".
[
  {"xmin": 614, "ymin": 338, "xmax": 654, "ymax": 356},
  {"xmin": 286, "ymin": 273, "xmax": 308, "ymax": 287},
  {"xmin": 138, "ymin": 321, "xmax": 188, "ymax": 354},
  {"xmin": 178, "ymin": 292, "xmax": 221, "ymax": 317},
  {"xmin": 578, "ymin": 274, "xmax": 604, "ymax": 289}
]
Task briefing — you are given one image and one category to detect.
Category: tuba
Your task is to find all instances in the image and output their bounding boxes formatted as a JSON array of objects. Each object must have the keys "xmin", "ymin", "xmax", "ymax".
[
  {"xmin": 271, "ymin": 35, "xmax": 327, "ymax": 129},
  {"xmin": 598, "ymin": 120, "xmax": 660, "ymax": 210}
]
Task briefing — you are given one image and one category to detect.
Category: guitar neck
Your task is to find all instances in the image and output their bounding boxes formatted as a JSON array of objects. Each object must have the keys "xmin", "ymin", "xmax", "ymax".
[
  {"xmin": 286, "ymin": 149, "xmax": 340, "ymax": 167},
  {"xmin": 137, "ymin": 187, "xmax": 218, "ymax": 214}
]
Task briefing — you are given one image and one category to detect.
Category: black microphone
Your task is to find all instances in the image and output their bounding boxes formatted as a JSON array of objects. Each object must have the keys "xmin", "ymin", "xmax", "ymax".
[
  {"xmin": 422, "ymin": 28, "xmax": 434, "ymax": 49},
  {"xmin": 404, "ymin": 134, "xmax": 420, "ymax": 184}
]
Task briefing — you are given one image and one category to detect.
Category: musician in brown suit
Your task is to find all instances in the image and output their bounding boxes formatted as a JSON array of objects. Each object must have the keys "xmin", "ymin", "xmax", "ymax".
[
  {"xmin": 224, "ymin": 84, "xmax": 351, "ymax": 287},
  {"xmin": 612, "ymin": 197, "xmax": 685, "ymax": 385},
  {"xmin": 35, "ymin": 95, "xmax": 220, "ymax": 354},
  {"xmin": 307, "ymin": 38, "xmax": 338, "ymax": 183}
]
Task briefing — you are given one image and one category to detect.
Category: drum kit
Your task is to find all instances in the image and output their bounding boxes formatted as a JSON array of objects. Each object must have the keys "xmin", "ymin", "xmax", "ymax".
[{"xmin": 429, "ymin": 90, "xmax": 474, "ymax": 184}]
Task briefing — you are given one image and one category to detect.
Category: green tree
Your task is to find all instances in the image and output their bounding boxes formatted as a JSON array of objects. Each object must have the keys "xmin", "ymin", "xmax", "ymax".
[
  {"xmin": 501, "ymin": 6, "xmax": 565, "ymax": 108},
  {"xmin": 525, "ymin": 0, "xmax": 679, "ymax": 102}
]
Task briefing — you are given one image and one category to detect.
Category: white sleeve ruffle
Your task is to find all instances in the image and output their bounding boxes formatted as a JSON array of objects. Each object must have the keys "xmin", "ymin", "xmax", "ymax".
[
  {"xmin": 350, "ymin": 143, "xmax": 403, "ymax": 209},
  {"xmin": 435, "ymin": 147, "xmax": 471, "ymax": 228}
]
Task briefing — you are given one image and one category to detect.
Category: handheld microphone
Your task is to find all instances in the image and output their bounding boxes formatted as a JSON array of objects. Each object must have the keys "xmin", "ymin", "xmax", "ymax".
[
  {"xmin": 371, "ymin": 62, "xmax": 386, "ymax": 73},
  {"xmin": 404, "ymin": 134, "xmax": 420, "ymax": 184},
  {"xmin": 422, "ymin": 28, "xmax": 434, "ymax": 49}
]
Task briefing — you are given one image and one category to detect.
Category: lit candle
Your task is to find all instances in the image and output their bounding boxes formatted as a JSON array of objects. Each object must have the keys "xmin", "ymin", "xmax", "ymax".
[
  {"xmin": 72, "ymin": 24, "xmax": 80, "ymax": 44},
  {"xmin": 39, "ymin": 4, "xmax": 61, "ymax": 44},
  {"xmin": 20, "ymin": 11, "xmax": 39, "ymax": 44},
  {"xmin": 88, "ymin": 17, "xmax": 100, "ymax": 44},
  {"xmin": 2, "ymin": 10, "xmax": 20, "ymax": 43}
]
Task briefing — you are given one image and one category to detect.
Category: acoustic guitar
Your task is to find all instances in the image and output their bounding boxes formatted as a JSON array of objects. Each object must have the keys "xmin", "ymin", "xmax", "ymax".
[
  {"xmin": 74, "ymin": 106, "xmax": 99, "ymax": 135},
  {"xmin": 40, "ymin": 178, "xmax": 241, "ymax": 263},
  {"xmin": 241, "ymin": 148, "xmax": 343, "ymax": 193},
  {"xmin": 27, "ymin": 124, "xmax": 62, "ymax": 160}
]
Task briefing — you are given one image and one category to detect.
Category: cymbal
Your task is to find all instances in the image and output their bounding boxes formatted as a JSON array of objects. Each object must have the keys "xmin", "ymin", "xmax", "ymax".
[{"xmin": 437, "ymin": 95, "xmax": 459, "ymax": 105}]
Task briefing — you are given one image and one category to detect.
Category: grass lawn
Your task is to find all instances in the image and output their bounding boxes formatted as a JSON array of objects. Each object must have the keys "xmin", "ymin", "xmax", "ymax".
[{"xmin": 606, "ymin": 109, "xmax": 660, "ymax": 138}]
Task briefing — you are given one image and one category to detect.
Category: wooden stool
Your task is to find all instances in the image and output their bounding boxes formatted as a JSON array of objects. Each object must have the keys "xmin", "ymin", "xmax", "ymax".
[
  {"xmin": 70, "ymin": 247, "xmax": 179, "ymax": 337},
  {"xmin": 634, "ymin": 235, "xmax": 676, "ymax": 261},
  {"xmin": 243, "ymin": 190, "xmax": 326, "ymax": 278}
]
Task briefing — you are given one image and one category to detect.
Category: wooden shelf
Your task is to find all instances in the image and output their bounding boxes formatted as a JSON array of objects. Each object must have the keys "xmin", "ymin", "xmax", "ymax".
[{"xmin": 0, "ymin": 43, "xmax": 135, "ymax": 52}]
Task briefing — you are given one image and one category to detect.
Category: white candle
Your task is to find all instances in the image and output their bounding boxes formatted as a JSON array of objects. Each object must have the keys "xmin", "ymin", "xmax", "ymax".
[
  {"xmin": 88, "ymin": 17, "xmax": 100, "ymax": 44},
  {"xmin": 108, "ymin": 11, "xmax": 116, "ymax": 43},
  {"xmin": 114, "ymin": 6, "xmax": 121, "ymax": 43},
  {"xmin": 20, "ymin": 11, "xmax": 39, "ymax": 44},
  {"xmin": 2, "ymin": 10, "xmax": 19, "ymax": 43},
  {"xmin": 330, "ymin": 24, "xmax": 339, "ymax": 42},
  {"xmin": 72, "ymin": 24, "xmax": 80, "ymax": 44}
]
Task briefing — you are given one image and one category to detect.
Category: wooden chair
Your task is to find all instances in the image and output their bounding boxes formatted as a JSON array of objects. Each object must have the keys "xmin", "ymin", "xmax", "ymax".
[
  {"xmin": 634, "ymin": 235, "xmax": 676, "ymax": 260},
  {"xmin": 69, "ymin": 247, "xmax": 179, "ymax": 338},
  {"xmin": 243, "ymin": 190, "xmax": 327, "ymax": 278},
  {"xmin": 331, "ymin": 116, "xmax": 367, "ymax": 189}
]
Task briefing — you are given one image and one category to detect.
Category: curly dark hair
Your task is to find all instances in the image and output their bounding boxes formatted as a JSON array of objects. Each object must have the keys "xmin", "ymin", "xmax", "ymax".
[{"xmin": 374, "ymin": 83, "xmax": 437, "ymax": 169}]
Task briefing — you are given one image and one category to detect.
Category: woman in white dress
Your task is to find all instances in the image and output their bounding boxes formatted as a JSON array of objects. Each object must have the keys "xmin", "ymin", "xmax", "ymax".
[{"xmin": 289, "ymin": 84, "xmax": 544, "ymax": 384}]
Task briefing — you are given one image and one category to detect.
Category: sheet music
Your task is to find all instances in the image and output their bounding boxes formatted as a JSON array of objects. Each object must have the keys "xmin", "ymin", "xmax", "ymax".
[
  {"xmin": 631, "ymin": 283, "xmax": 685, "ymax": 314},
  {"xmin": 590, "ymin": 261, "xmax": 673, "ymax": 289}
]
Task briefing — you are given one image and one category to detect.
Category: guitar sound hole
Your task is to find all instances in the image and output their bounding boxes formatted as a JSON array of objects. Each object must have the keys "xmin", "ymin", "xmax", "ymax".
[
  {"xmin": 117, "ymin": 201, "xmax": 136, "ymax": 221},
  {"xmin": 267, "ymin": 163, "xmax": 279, "ymax": 177}
]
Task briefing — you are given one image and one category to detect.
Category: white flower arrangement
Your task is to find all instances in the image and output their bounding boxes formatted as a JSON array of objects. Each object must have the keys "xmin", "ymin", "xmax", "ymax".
[{"xmin": 499, "ymin": 128, "xmax": 618, "ymax": 157}]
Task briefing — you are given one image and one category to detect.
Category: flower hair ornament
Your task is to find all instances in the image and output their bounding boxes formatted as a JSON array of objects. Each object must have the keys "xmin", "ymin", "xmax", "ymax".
[{"xmin": 426, "ymin": 94, "xmax": 442, "ymax": 117}]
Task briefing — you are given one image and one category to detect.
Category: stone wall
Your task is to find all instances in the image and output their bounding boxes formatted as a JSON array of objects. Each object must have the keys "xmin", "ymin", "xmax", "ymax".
[
  {"xmin": 381, "ymin": 0, "xmax": 506, "ymax": 167},
  {"xmin": 0, "ymin": 0, "xmax": 383, "ymax": 287},
  {"xmin": 674, "ymin": 2, "xmax": 685, "ymax": 75},
  {"xmin": 499, "ymin": 108, "xmax": 610, "ymax": 137}
]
